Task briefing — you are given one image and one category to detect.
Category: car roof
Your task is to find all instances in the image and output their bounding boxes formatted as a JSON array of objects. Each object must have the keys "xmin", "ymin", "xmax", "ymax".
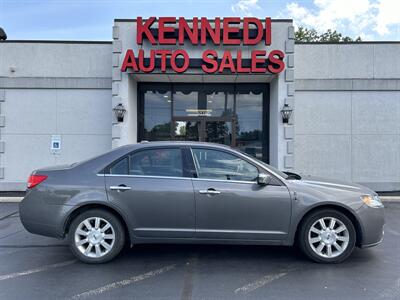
[{"xmin": 134, "ymin": 141, "xmax": 233, "ymax": 149}]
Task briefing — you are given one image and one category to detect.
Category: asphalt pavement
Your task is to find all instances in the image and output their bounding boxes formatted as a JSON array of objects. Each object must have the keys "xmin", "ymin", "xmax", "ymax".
[{"xmin": 0, "ymin": 202, "xmax": 399, "ymax": 300}]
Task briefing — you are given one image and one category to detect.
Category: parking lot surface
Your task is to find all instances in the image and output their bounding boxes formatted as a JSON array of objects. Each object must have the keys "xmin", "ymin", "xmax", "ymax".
[{"xmin": 0, "ymin": 202, "xmax": 399, "ymax": 300}]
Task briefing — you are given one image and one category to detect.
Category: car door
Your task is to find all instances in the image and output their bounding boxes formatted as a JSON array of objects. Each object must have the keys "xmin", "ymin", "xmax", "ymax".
[
  {"xmin": 105, "ymin": 147, "xmax": 195, "ymax": 238},
  {"xmin": 190, "ymin": 147, "xmax": 292, "ymax": 241}
]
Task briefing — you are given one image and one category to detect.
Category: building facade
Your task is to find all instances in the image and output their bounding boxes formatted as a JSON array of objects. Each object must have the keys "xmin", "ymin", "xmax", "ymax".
[{"xmin": 0, "ymin": 18, "xmax": 399, "ymax": 192}]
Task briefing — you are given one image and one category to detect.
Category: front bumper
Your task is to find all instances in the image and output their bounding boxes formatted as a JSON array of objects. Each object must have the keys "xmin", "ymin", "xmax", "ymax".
[
  {"xmin": 360, "ymin": 234, "xmax": 384, "ymax": 248},
  {"xmin": 356, "ymin": 204, "xmax": 385, "ymax": 248}
]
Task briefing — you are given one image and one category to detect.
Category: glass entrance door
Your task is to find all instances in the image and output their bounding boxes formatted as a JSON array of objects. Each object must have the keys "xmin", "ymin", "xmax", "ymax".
[
  {"xmin": 139, "ymin": 83, "xmax": 269, "ymax": 162},
  {"xmin": 172, "ymin": 117, "xmax": 235, "ymax": 147},
  {"xmin": 173, "ymin": 120, "xmax": 201, "ymax": 142},
  {"xmin": 205, "ymin": 120, "xmax": 234, "ymax": 146}
]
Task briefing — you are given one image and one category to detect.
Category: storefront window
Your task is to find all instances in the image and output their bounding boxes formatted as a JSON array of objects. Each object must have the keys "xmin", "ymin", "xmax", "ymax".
[
  {"xmin": 143, "ymin": 90, "xmax": 171, "ymax": 141},
  {"xmin": 139, "ymin": 83, "xmax": 268, "ymax": 162},
  {"xmin": 205, "ymin": 121, "xmax": 233, "ymax": 145},
  {"xmin": 236, "ymin": 91, "xmax": 263, "ymax": 160},
  {"xmin": 206, "ymin": 93, "xmax": 234, "ymax": 117},
  {"xmin": 204, "ymin": 85, "xmax": 234, "ymax": 117},
  {"xmin": 174, "ymin": 121, "xmax": 200, "ymax": 141},
  {"xmin": 173, "ymin": 85, "xmax": 198, "ymax": 116}
]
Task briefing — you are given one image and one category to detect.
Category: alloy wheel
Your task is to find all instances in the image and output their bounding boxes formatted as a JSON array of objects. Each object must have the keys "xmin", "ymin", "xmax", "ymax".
[
  {"xmin": 74, "ymin": 217, "xmax": 115, "ymax": 258},
  {"xmin": 308, "ymin": 217, "xmax": 350, "ymax": 258}
]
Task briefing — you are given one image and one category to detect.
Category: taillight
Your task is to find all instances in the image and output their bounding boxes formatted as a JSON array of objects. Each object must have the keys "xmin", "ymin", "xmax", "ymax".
[{"xmin": 27, "ymin": 174, "xmax": 48, "ymax": 189}]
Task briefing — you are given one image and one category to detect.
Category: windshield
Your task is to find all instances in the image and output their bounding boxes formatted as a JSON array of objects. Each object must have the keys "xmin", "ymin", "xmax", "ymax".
[
  {"xmin": 237, "ymin": 150, "xmax": 289, "ymax": 179},
  {"xmin": 256, "ymin": 160, "xmax": 290, "ymax": 179}
]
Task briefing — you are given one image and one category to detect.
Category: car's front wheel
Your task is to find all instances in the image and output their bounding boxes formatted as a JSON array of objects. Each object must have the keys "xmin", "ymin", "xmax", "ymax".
[
  {"xmin": 69, "ymin": 209, "xmax": 125, "ymax": 264},
  {"xmin": 298, "ymin": 209, "xmax": 356, "ymax": 263}
]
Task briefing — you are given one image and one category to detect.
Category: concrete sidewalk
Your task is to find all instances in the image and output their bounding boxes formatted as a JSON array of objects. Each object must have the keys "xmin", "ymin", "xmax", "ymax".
[
  {"xmin": 0, "ymin": 197, "xmax": 23, "ymax": 203},
  {"xmin": 381, "ymin": 196, "xmax": 400, "ymax": 202}
]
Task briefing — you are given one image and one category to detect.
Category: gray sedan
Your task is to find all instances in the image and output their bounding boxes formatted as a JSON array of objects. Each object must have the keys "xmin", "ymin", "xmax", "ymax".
[{"xmin": 19, "ymin": 142, "xmax": 384, "ymax": 264}]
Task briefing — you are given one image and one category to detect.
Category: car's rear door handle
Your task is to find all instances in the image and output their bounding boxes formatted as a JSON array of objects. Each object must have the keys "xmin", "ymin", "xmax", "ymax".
[
  {"xmin": 110, "ymin": 185, "xmax": 131, "ymax": 191},
  {"xmin": 199, "ymin": 189, "xmax": 221, "ymax": 195}
]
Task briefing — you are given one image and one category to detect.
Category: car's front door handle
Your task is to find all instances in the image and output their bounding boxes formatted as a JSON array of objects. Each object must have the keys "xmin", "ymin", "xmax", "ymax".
[
  {"xmin": 199, "ymin": 189, "xmax": 221, "ymax": 195},
  {"xmin": 110, "ymin": 185, "xmax": 131, "ymax": 191}
]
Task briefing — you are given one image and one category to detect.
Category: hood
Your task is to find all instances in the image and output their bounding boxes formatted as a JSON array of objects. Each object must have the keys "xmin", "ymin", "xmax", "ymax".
[{"xmin": 289, "ymin": 175, "xmax": 376, "ymax": 196}]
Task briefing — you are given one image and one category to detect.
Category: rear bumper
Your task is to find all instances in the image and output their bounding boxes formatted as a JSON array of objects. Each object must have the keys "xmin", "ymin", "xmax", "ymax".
[
  {"xmin": 19, "ymin": 192, "xmax": 72, "ymax": 238},
  {"xmin": 20, "ymin": 220, "xmax": 63, "ymax": 238}
]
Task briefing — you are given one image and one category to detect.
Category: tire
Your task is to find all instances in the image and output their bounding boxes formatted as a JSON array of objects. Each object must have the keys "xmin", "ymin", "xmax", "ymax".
[
  {"xmin": 68, "ymin": 209, "xmax": 125, "ymax": 264},
  {"xmin": 298, "ymin": 209, "xmax": 356, "ymax": 263}
]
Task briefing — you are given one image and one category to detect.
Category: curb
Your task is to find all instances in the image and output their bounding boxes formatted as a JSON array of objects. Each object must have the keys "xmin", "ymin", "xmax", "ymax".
[
  {"xmin": 381, "ymin": 196, "xmax": 400, "ymax": 202},
  {"xmin": 0, "ymin": 197, "xmax": 24, "ymax": 203}
]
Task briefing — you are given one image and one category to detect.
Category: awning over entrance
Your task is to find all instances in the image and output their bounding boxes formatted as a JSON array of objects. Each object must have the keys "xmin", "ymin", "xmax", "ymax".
[{"xmin": 130, "ymin": 73, "xmax": 276, "ymax": 83}]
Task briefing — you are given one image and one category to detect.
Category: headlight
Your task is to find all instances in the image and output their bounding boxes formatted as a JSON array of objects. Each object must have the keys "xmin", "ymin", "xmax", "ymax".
[{"xmin": 361, "ymin": 195, "xmax": 383, "ymax": 208}]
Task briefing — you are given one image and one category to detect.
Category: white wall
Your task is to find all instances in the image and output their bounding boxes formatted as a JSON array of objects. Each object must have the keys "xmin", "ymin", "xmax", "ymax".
[
  {"xmin": 294, "ymin": 43, "xmax": 400, "ymax": 191},
  {"xmin": 0, "ymin": 42, "xmax": 111, "ymax": 78},
  {"xmin": 0, "ymin": 42, "xmax": 113, "ymax": 190}
]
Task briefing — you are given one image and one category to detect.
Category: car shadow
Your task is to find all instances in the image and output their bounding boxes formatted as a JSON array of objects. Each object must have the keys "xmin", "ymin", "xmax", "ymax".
[{"xmin": 113, "ymin": 243, "xmax": 381, "ymax": 269}]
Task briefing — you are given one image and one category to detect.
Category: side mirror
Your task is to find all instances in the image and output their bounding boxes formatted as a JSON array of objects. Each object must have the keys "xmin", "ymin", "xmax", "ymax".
[{"xmin": 257, "ymin": 173, "xmax": 272, "ymax": 185}]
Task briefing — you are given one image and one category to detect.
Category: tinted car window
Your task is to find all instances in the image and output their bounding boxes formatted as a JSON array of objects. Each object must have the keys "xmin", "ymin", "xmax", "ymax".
[
  {"xmin": 109, "ymin": 157, "xmax": 129, "ymax": 175},
  {"xmin": 192, "ymin": 148, "xmax": 258, "ymax": 181},
  {"xmin": 129, "ymin": 148, "xmax": 183, "ymax": 177}
]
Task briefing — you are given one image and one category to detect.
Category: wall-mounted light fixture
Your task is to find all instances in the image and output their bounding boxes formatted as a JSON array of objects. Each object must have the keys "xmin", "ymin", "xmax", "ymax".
[
  {"xmin": 113, "ymin": 103, "xmax": 126, "ymax": 122},
  {"xmin": 280, "ymin": 103, "xmax": 293, "ymax": 124}
]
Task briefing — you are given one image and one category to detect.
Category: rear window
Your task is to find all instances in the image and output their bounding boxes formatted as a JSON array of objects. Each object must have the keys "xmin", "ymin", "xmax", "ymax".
[
  {"xmin": 109, "ymin": 148, "xmax": 183, "ymax": 178},
  {"xmin": 109, "ymin": 157, "xmax": 129, "ymax": 175}
]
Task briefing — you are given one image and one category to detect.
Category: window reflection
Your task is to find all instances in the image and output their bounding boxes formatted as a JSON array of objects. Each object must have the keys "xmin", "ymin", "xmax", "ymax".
[
  {"xmin": 143, "ymin": 91, "xmax": 171, "ymax": 141},
  {"xmin": 192, "ymin": 148, "xmax": 258, "ymax": 181},
  {"xmin": 206, "ymin": 92, "xmax": 234, "ymax": 117},
  {"xmin": 173, "ymin": 89, "xmax": 198, "ymax": 116},
  {"xmin": 236, "ymin": 92, "xmax": 263, "ymax": 159},
  {"xmin": 174, "ymin": 121, "xmax": 200, "ymax": 141},
  {"xmin": 205, "ymin": 121, "xmax": 232, "ymax": 145},
  {"xmin": 140, "ymin": 84, "xmax": 267, "ymax": 162}
]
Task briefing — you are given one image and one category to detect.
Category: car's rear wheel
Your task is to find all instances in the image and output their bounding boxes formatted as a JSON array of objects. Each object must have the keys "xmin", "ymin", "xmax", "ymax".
[
  {"xmin": 68, "ymin": 209, "xmax": 125, "ymax": 264},
  {"xmin": 298, "ymin": 209, "xmax": 356, "ymax": 263}
]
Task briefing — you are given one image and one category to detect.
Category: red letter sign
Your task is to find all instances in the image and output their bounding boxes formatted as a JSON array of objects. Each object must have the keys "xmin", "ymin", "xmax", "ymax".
[
  {"xmin": 138, "ymin": 49, "xmax": 155, "ymax": 72},
  {"xmin": 243, "ymin": 18, "xmax": 263, "ymax": 45},
  {"xmin": 178, "ymin": 17, "xmax": 199, "ymax": 45},
  {"xmin": 170, "ymin": 50, "xmax": 189, "ymax": 73},
  {"xmin": 201, "ymin": 17, "xmax": 221, "ymax": 45},
  {"xmin": 155, "ymin": 50, "xmax": 172, "ymax": 72},
  {"xmin": 158, "ymin": 17, "xmax": 176, "ymax": 44},
  {"xmin": 136, "ymin": 17, "xmax": 156, "ymax": 45},
  {"xmin": 201, "ymin": 50, "xmax": 218, "ymax": 73},
  {"xmin": 219, "ymin": 51, "xmax": 236, "ymax": 73},
  {"xmin": 222, "ymin": 17, "xmax": 241, "ymax": 45},
  {"xmin": 121, "ymin": 49, "xmax": 138, "ymax": 72},
  {"xmin": 267, "ymin": 50, "xmax": 285, "ymax": 73},
  {"xmin": 251, "ymin": 50, "xmax": 266, "ymax": 73},
  {"xmin": 126, "ymin": 16, "xmax": 284, "ymax": 75},
  {"xmin": 265, "ymin": 17, "xmax": 271, "ymax": 45}
]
